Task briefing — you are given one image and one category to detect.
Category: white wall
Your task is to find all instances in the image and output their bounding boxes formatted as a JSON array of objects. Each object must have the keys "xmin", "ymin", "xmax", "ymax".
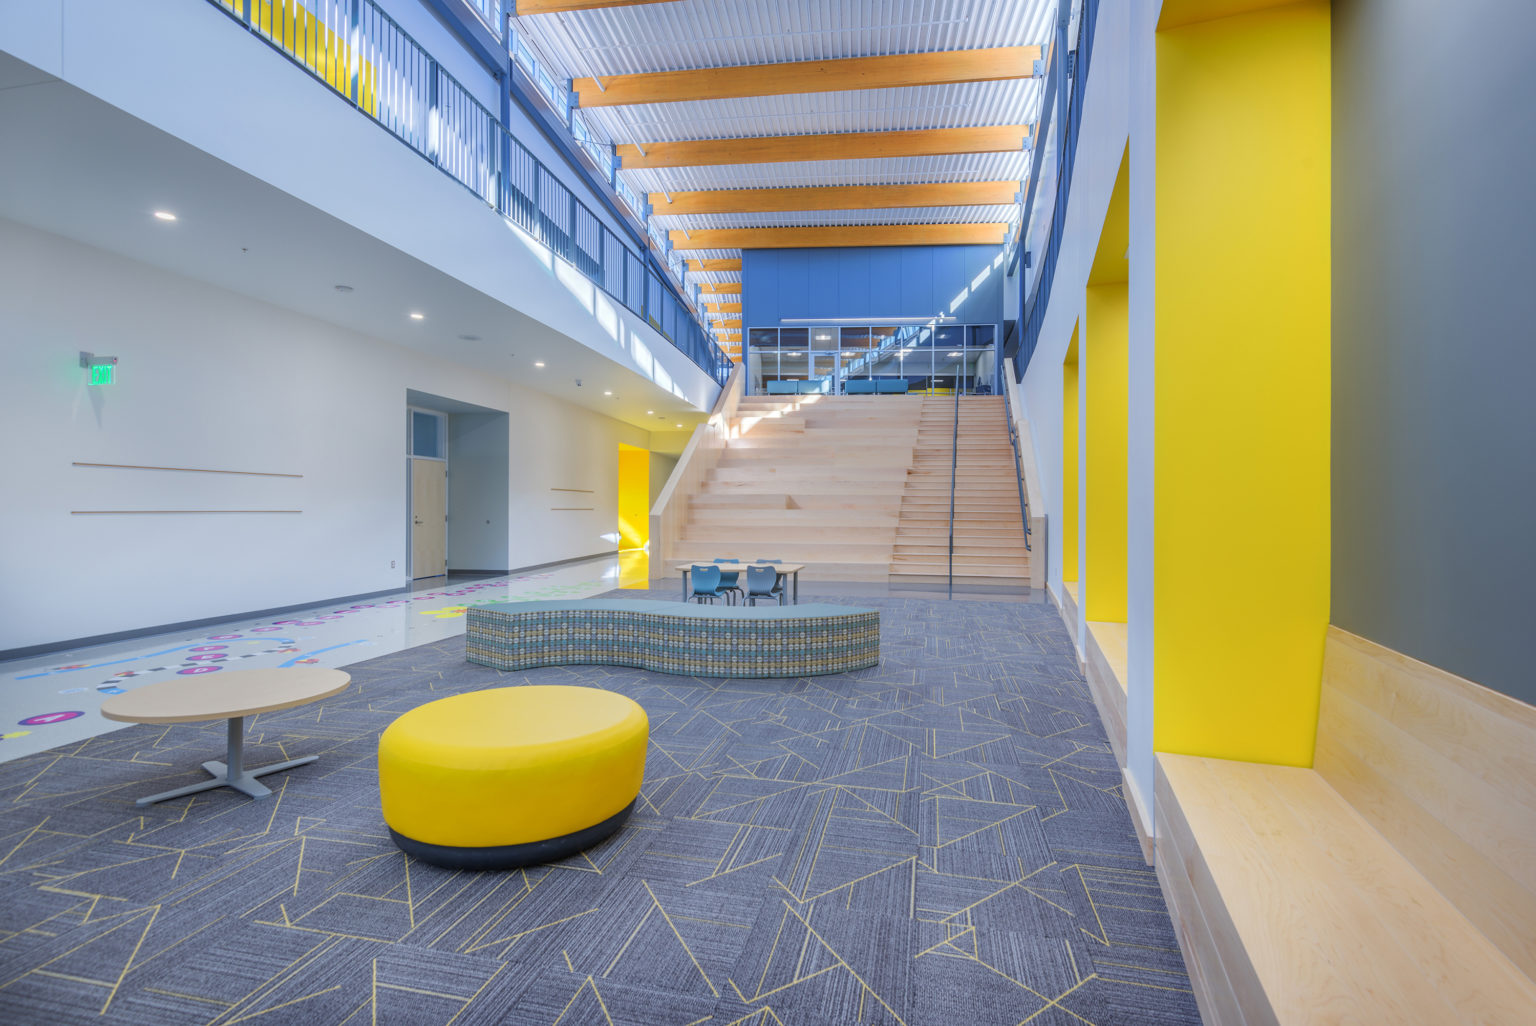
[
  {"xmin": 648, "ymin": 452, "xmax": 678, "ymax": 512},
  {"xmin": 1017, "ymin": 0, "xmax": 1131, "ymax": 607},
  {"xmin": 1014, "ymin": 1, "xmax": 1156, "ymax": 830},
  {"xmin": 0, "ymin": 219, "xmax": 652, "ymax": 652},
  {"xmin": 1124, "ymin": 0, "xmax": 1160, "ymax": 837},
  {"xmin": 0, "ymin": 0, "xmax": 717, "ymax": 415}
]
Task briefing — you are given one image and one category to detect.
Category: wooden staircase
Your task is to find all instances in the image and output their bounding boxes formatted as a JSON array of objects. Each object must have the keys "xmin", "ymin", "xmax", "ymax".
[
  {"xmin": 888, "ymin": 395, "xmax": 1031, "ymax": 585},
  {"xmin": 671, "ymin": 394, "xmax": 1031, "ymax": 586},
  {"xmin": 673, "ymin": 395, "xmax": 922, "ymax": 581}
]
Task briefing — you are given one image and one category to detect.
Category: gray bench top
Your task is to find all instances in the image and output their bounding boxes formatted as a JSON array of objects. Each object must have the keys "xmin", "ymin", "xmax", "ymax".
[{"xmin": 473, "ymin": 600, "xmax": 874, "ymax": 621}]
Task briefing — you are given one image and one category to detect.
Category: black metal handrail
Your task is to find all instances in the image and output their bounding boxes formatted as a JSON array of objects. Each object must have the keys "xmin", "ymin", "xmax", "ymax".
[
  {"xmin": 948, "ymin": 381, "xmax": 960, "ymax": 599},
  {"xmin": 1000, "ymin": 377, "xmax": 1033, "ymax": 554}
]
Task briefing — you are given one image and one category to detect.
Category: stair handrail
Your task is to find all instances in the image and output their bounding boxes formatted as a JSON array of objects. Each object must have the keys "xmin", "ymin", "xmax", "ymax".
[
  {"xmin": 999, "ymin": 376, "xmax": 1033, "ymax": 554},
  {"xmin": 948, "ymin": 381, "xmax": 960, "ymax": 599}
]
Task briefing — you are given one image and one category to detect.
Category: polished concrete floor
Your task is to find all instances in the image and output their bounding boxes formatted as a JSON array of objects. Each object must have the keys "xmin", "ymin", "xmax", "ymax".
[
  {"xmin": 0, "ymin": 553, "xmax": 1040, "ymax": 765},
  {"xmin": 0, "ymin": 553, "xmax": 651, "ymax": 764}
]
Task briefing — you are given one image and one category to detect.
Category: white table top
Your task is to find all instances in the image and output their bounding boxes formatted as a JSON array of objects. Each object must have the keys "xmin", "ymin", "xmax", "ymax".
[{"xmin": 99, "ymin": 668, "xmax": 350, "ymax": 725}]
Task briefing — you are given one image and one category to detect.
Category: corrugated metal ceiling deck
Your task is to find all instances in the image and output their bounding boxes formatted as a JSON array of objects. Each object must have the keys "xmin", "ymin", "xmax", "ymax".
[
  {"xmin": 514, "ymin": 0, "xmax": 1054, "ymax": 321},
  {"xmin": 626, "ymin": 153, "xmax": 1033, "ymax": 195},
  {"xmin": 520, "ymin": 0, "xmax": 1053, "ymax": 77},
  {"xmin": 656, "ymin": 206, "xmax": 1022, "ymax": 230},
  {"xmin": 581, "ymin": 80, "xmax": 1043, "ymax": 146}
]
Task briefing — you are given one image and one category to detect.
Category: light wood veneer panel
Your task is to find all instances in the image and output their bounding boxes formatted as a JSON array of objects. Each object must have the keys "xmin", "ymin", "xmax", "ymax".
[{"xmin": 1314, "ymin": 626, "xmax": 1536, "ymax": 978}]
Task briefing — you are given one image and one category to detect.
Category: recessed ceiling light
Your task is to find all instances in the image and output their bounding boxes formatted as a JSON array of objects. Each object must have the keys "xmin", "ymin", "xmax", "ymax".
[
  {"xmin": 333, "ymin": 284, "xmax": 353, "ymax": 293},
  {"xmin": 153, "ymin": 210, "xmax": 177, "ymax": 221},
  {"xmin": 534, "ymin": 361, "xmax": 545, "ymax": 368},
  {"xmin": 948, "ymin": 351, "xmax": 962, "ymax": 357},
  {"xmin": 458, "ymin": 334, "xmax": 480, "ymax": 341},
  {"xmin": 409, "ymin": 312, "xmax": 425, "ymax": 320},
  {"xmin": 603, "ymin": 390, "xmax": 613, "ymax": 396},
  {"xmin": 646, "ymin": 410, "xmax": 654, "ymax": 415},
  {"xmin": 675, "ymin": 423, "xmax": 683, "ymax": 428}
]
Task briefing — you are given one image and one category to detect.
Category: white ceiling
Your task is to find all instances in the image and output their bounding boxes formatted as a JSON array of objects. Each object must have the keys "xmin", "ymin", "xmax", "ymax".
[{"xmin": 0, "ymin": 53, "xmax": 707, "ymax": 451}]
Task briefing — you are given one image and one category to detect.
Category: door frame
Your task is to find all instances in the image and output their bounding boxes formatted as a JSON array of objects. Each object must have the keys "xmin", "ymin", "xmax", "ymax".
[{"xmin": 407, "ymin": 406, "xmax": 448, "ymax": 581}]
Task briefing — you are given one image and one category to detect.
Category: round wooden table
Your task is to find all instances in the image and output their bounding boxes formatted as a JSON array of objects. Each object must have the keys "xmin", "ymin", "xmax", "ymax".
[{"xmin": 99, "ymin": 667, "xmax": 350, "ymax": 806}]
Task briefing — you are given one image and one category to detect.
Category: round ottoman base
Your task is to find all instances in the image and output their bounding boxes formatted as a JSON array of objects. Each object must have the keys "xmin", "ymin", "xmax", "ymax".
[{"xmin": 388, "ymin": 799, "xmax": 635, "ymax": 870}]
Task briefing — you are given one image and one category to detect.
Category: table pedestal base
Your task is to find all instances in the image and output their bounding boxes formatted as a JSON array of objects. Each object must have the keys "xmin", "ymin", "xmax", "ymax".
[{"xmin": 134, "ymin": 716, "xmax": 317, "ymax": 806}]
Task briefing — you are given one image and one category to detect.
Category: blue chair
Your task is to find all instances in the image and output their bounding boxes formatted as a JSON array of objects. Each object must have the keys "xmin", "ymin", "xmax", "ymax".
[
  {"xmin": 878, "ymin": 378, "xmax": 910, "ymax": 394},
  {"xmin": 745, "ymin": 564, "xmax": 784, "ymax": 606},
  {"xmin": 765, "ymin": 380, "xmax": 797, "ymax": 395},
  {"xmin": 845, "ymin": 380, "xmax": 878, "ymax": 395},
  {"xmin": 712, "ymin": 559, "xmax": 743, "ymax": 604},
  {"xmin": 690, "ymin": 565, "xmax": 729, "ymax": 604}
]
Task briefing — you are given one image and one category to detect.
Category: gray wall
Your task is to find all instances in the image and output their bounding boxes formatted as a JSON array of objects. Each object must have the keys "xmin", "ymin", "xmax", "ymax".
[
  {"xmin": 1333, "ymin": 0, "xmax": 1536, "ymax": 706},
  {"xmin": 448, "ymin": 412, "xmax": 511, "ymax": 572}
]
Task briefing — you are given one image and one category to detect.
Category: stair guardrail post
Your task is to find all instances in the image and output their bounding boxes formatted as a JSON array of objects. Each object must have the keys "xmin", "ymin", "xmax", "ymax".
[{"xmin": 948, "ymin": 381, "xmax": 959, "ymax": 599}]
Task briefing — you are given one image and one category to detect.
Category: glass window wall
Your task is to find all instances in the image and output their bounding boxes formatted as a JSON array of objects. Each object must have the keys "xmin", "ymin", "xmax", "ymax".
[{"xmin": 747, "ymin": 323, "xmax": 1002, "ymax": 396}]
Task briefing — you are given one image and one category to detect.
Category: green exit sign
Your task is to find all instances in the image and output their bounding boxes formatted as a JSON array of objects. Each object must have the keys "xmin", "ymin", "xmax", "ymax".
[{"xmin": 80, "ymin": 352, "xmax": 118, "ymax": 385}]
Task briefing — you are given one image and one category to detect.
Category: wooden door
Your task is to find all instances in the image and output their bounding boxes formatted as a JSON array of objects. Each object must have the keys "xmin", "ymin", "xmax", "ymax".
[{"xmin": 411, "ymin": 458, "xmax": 446, "ymax": 579}]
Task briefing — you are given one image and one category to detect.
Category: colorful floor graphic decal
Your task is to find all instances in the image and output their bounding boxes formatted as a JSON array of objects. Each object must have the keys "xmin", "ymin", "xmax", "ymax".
[{"xmin": 0, "ymin": 559, "xmax": 627, "ymax": 763}]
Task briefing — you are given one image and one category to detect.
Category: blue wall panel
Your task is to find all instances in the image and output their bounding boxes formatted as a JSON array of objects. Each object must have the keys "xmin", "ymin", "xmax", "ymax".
[
  {"xmin": 841, "ymin": 249, "xmax": 872, "ymax": 315},
  {"xmin": 743, "ymin": 245, "xmax": 1003, "ymax": 327},
  {"xmin": 806, "ymin": 249, "xmax": 841, "ymax": 318}
]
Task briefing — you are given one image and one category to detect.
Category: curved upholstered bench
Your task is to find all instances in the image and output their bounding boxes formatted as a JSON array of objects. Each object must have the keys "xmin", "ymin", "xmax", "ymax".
[
  {"xmin": 465, "ymin": 599, "xmax": 879, "ymax": 677},
  {"xmin": 378, "ymin": 685, "xmax": 647, "ymax": 870}
]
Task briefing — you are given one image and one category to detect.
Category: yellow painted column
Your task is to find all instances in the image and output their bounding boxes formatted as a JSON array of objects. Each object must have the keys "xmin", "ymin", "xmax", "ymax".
[
  {"xmin": 617, "ymin": 445, "xmax": 649, "ymax": 550},
  {"xmin": 1154, "ymin": 1, "xmax": 1331, "ymax": 766},
  {"xmin": 1085, "ymin": 283, "xmax": 1129, "ymax": 622},
  {"xmin": 1062, "ymin": 329, "xmax": 1080, "ymax": 585}
]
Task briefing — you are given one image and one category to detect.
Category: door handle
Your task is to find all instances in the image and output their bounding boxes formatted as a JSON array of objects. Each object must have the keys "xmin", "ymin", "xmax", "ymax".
[{"xmin": 413, "ymin": 517, "xmax": 423, "ymax": 525}]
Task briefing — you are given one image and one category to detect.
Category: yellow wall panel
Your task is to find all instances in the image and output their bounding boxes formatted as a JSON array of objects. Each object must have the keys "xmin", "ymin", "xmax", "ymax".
[
  {"xmin": 1062, "ymin": 328, "xmax": 1080, "ymax": 584},
  {"xmin": 617, "ymin": 445, "xmax": 649, "ymax": 551},
  {"xmin": 1085, "ymin": 283, "xmax": 1129, "ymax": 622},
  {"xmin": 1154, "ymin": 3, "xmax": 1331, "ymax": 766}
]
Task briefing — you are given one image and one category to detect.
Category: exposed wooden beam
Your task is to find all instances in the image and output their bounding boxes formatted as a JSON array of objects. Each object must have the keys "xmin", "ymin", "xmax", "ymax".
[
  {"xmin": 705, "ymin": 302, "xmax": 743, "ymax": 314},
  {"xmin": 671, "ymin": 224, "xmax": 1010, "ymax": 250},
  {"xmin": 620, "ymin": 125, "xmax": 1030, "ymax": 170},
  {"xmin": 686, "ymin": 258, "xmax": 742, "ymax": 272},
  {"xmin": 515, "ymin": 1, "xmax": 677, "ymax": 14},
  {"xmin": 575, "ymin": 47, "xmax": 1041, "ymax": 108},
  {"xmin": 650, "ymin": 181, "xmax": 1020, "ymax": 216},
  {"xmin": 699, "ymin": 283, "xmax": 742, "ymax": 294}
]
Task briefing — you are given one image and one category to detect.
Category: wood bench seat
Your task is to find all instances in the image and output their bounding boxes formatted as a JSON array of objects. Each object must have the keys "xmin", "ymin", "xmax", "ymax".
[
  {"xmin": 1154, "ymin": 627, "xmax": 1536, "ymax": 1025},
  {"xmin": 1156, "ymin": 753, "xmax": 1536, "ymax": 1025}
]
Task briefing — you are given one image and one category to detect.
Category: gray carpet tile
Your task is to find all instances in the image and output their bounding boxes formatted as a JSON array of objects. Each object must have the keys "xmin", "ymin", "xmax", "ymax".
[{"xmin": 0, "ymin": 593, "xmax": 1201, "ymax": 1025}]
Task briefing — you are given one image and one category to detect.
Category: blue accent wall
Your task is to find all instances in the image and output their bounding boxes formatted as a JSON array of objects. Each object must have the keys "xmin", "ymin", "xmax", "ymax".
[{"xmin": 743, "ymin": 246, "xmax": 1005, "ymax": 328}]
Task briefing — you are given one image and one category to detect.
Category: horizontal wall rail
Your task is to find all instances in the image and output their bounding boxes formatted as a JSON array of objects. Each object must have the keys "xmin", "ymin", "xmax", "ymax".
[{"xmin": 204, "ymin": 0, "xmax": 730, "ymax": 386}]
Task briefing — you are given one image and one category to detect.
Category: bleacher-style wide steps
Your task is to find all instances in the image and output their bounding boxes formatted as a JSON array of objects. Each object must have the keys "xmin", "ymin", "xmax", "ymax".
[
  {"xmin": 889, "ymin": 396, "xmax": 1032, "ymax": 585},
  {"xmin": 671, "ymin": 394, "xmax": 1032, "ymax": 586},
  {"xmin": 675, "ymin": 395, "xmax": 924, "ymax": 581}
]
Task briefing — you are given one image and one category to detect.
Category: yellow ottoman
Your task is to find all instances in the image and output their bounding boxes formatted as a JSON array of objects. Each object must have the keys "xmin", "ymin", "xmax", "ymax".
[{"xmin": 378, "ymin": 685, "xmax": 648, "ymax": 869}]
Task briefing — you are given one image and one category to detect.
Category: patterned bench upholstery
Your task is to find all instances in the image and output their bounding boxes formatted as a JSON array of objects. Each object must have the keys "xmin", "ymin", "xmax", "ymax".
[{"xmin": 466, "ymin": 599, "xmax": 880, "ymax": 677}]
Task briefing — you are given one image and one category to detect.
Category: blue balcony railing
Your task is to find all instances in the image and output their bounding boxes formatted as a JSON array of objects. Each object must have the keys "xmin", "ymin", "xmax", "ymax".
[
  {"xmin": 1011, "ymin": 0, "xmax": 1099, "ymax": 381},
  {"xmin": 205, "ymin": 0, "xmax": 732, "ymax": 386}
]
